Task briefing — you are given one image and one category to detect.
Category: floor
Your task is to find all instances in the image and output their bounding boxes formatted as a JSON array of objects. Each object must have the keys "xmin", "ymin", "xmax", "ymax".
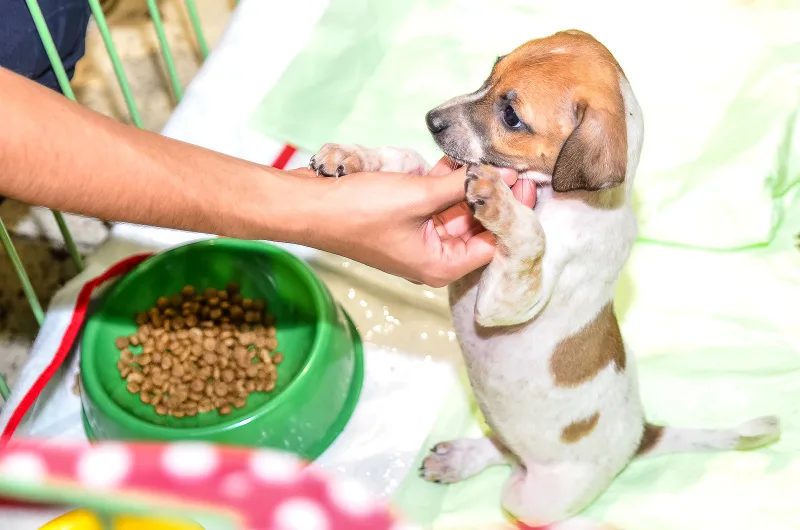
[{"xmin": 0, "ymin": 0, "xmax": 235, "ymax": 399}]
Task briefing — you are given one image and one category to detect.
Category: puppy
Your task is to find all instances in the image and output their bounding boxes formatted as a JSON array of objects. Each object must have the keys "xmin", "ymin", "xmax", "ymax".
[{"xmin": 310, "ymin": 30, "xmax": 780, "ymax": 529}]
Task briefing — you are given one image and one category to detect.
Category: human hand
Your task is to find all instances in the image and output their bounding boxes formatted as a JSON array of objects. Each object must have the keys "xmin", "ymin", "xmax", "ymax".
[{"xmin": 305, "ymin": 156, "xmax": 535, "ymax": 287}]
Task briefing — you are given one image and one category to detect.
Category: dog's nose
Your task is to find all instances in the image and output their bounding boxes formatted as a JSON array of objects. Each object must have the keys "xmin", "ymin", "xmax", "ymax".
[{"xmin": 425, "ymin": 110, "xmax": 449, "ymax": 134}]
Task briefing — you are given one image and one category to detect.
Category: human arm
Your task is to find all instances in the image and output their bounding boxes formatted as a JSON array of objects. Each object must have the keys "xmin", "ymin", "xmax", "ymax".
[{"xmin": 0, "ymin": 66, "xmax": 531, "ymax": 286}]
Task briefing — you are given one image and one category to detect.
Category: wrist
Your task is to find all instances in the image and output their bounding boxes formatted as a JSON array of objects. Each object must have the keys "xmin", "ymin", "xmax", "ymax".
[{"xmin": 234, "ymin": 166, "xmax": 333, "ymax": 248}]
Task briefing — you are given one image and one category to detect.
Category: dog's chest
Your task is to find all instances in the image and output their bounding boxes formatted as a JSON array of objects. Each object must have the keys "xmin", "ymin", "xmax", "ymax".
[{"xmin": 449, "ymin": 273, "xmax": 559, "ymax": 398}]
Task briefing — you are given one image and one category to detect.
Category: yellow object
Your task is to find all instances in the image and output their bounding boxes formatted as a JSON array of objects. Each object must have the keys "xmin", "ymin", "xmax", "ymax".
[
  {"xmin": 40, "ymin": 509, "xmax": 103, "ymax": 530},
  {"xmin": 40, "ymin": 509, "xmax": 204, "ymax": 530}
]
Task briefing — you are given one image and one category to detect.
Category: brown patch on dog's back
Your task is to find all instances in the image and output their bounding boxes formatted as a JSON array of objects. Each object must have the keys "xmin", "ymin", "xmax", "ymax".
[
  {"xmin": 635, "ymin": 423, "xmax": 664, "ymax": 456},
  {"xmin": 549, "ymin": 303, "xmax": 625, "ymax": 387},
  {"xmin": 561, "ymin": 412, "xmax": 600, "ymax": 443}
]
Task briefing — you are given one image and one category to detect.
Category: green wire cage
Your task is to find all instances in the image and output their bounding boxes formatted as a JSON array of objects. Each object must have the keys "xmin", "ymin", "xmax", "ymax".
[{"xmin": 0, "ymin": 0, "xmax": 215, "ymax": 401}]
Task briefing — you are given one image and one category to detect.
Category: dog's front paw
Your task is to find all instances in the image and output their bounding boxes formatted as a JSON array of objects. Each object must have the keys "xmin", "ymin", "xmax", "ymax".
[
  {"xmin": 309, "ymin": 143, "xmax": 367, "ymax": 178},
  {"xmin": 465, "ymin": 164, "xmax": 514, "ymax": 232}
]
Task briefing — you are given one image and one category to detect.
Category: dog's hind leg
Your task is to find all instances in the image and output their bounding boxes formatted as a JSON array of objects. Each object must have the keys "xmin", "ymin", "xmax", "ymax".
[
  {"xmin": 419, "ymin": 436, "xmax": 514, "ymax": 483},
  {"xmin": 635, "ymin": 416, "xmax": 780, "ymax": 458}
]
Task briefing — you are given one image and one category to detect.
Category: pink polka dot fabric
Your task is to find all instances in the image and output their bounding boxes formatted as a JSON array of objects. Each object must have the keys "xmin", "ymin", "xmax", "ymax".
[{"xmin": 0, "ymin": 439, "xmax": 405, "ymax": 530}]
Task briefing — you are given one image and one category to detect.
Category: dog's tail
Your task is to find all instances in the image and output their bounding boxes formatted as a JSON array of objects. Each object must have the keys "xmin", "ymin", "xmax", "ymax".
[{"xmin": 635, "ymin": 415, "xmax": 780, "ymax": 458}]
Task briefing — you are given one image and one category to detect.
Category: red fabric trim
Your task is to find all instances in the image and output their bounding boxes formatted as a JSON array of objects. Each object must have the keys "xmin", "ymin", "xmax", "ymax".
[
  {"xmin": 271, "ymin": 144, "xmax": 297, "ymax": 170},
  {"xmin": 0, "ymin": 254, "xmax": 153, "ymax": 442}
]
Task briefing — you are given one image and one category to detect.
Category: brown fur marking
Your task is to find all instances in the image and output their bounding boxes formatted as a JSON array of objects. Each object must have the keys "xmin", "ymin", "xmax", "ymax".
[
  {"xmin": 561, "ymin": 412, "xmax": 601, "ymax": 443},
  {"xmin": 549, "ymin": 303, "xmax": 626, "ymax": 387},
  {"xmin": 465, "ymin": 30, "xmax": 628, "ymax": 189},
  {"xmin": 635, "ymin": 423, "xmax": 665, "ymax": 456}
]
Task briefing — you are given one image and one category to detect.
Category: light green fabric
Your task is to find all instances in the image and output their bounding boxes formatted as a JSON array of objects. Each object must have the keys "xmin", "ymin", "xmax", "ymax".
[{"xmin": 248, "ymin": 0, "xmax": 800, "ymax": 528}]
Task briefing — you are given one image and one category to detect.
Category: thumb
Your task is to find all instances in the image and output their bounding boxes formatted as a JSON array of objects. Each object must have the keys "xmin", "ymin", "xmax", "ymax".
[{"xmin": 427, "ymin": 164, "xmax": 519, "ymax": 211}]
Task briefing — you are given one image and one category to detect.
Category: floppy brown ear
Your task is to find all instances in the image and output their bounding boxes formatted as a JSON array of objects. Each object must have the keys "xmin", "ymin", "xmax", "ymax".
[{"xmin": 552, "ymin": 102, "xmax": 627, "ymax": 193}]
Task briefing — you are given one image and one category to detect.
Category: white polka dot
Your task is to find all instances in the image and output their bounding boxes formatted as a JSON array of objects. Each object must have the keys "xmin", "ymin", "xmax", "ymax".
[
  {"xmin": 0, "ymin": 452, "xmax": 47, "ymax": 484},
  {"xmin": 274, "ymin": 498, "xmax": 330, "ymax": 530},
  {"xmin": 77, "ymin": 444, "xmax": 132, "ymax": 489},
  {"xmin": 220, "ymin": 472, "xmax": 251, "ymax": 499},
  {"xmin": 328, "ymin": 478, "xmax": 376, "ymax": 516},
  {"xmin": 162, "ymin": 443, "xmax": 219, "ymax": 479},
  {"xmin": 250, "ymin": 450, "xmax": 302, "ymax": 484}
]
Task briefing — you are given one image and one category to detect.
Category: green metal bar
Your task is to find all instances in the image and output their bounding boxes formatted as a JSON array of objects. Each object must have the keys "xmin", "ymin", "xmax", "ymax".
[
  {"xmin": 52, "ymin": 211, "xmax": 85, "ymax": 271},
  {"xmin": 24, "ymin": 0, "xmax": 86, "ymax": 273},
  {"xmin": 0, "ymin": 376, "xmax": 10, "ymax": 401},
  {"xmin": 147, "ymin": 0, "xmax": 184, "ymax": 102},
  {"xmin": 184, "ymin": 0, "xmax": 210, "ymax": 59},
  {"xmin": 86, "ymin": 0, "xmax": 145, "ymax": 128},
  {"xmin": 0, "ymin": 218, "xmax": 45, "ymax": 326}
]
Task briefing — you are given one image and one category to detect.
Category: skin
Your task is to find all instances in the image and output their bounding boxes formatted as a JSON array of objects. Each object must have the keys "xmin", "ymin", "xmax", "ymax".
[{"xmin": 0, "ymin": 66, "xmax": 531, "ymax": 287}]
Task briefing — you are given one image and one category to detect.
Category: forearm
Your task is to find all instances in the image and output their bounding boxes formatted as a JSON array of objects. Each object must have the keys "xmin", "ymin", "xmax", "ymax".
[{"xmin": 0, "ymin": 67, "xmax": 312, "ymax": 242}]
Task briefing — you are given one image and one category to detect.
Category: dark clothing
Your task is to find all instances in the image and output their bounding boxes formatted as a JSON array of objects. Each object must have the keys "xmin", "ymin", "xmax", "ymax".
[
  {"xmin": 0, "ymin": 0, "xmax": 91, "ymax": 91},
  {"xmin": 0, "ymin": 0, "xmax": 91, "ymax": 205}
]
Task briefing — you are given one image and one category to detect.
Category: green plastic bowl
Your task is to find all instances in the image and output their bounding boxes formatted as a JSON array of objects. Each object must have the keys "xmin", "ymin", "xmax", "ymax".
[{"xmin": 80, "ymin": 239, "xmax": 363, "ymax": 461}]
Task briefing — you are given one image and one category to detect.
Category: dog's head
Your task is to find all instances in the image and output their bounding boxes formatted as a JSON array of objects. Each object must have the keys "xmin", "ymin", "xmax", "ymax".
[{"xmin": 426, "ymin": 30, "xmax": 629, "ymax": 193}]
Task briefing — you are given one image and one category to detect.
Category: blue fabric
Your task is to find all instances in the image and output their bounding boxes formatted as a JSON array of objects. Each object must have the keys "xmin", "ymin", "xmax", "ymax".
[
  {"xmin": 0, "ymin": 0, "xmax": 91, "ymax": 92},
  {"xmin": 0, "ymin": 0, "xmax": 91, "ymax": 205}
]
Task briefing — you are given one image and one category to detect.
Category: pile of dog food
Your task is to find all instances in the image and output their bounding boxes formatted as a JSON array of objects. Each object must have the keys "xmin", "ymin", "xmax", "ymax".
[{"xmin": 114, "ymin": 283, "xmax": 282, "ymax": 417}]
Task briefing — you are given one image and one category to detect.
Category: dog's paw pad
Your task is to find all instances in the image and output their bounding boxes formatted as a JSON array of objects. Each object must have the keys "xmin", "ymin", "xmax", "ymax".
[{"xmin": 309, "ymin": 144, "xmax": 365, "ymax": 178}]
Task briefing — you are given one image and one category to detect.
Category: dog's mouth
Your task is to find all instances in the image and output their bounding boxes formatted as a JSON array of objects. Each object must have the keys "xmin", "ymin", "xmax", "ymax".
[{"xmin": 441, "ymin": 155, "xmax": 540, "ymax": 209}]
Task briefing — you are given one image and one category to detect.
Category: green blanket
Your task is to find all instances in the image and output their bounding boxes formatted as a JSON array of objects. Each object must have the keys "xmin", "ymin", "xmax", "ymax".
[{"xmin": 248, "ymin": 1, "xmax": 800, "ymax": 528}]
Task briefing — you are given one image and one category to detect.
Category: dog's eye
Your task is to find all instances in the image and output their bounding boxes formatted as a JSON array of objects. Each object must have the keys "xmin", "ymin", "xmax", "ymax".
[{"xmin": 502, "ymin": 105, "xmax": 522, "ymax": 129}]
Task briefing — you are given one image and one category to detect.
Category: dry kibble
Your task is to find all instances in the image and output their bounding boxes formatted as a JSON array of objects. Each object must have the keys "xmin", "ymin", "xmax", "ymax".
[
  {"xmin": 120, "ymin": 348, "xmax": 134, "ymax": 363},
  {"xmin": 119, "ymin": 284, "xmax": 279, "ymax": 418}
]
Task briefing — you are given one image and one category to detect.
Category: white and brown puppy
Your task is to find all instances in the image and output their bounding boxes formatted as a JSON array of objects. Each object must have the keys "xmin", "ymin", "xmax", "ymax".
[{"xmin": 310, "ymin": 30, "xmax": 780, "ymax": 529}]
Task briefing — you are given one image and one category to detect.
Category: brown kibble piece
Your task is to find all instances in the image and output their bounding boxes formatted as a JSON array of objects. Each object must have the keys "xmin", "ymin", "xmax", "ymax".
[{"xmin": 120, "ymin": 285, "xmax": 279, "ymax": 417}]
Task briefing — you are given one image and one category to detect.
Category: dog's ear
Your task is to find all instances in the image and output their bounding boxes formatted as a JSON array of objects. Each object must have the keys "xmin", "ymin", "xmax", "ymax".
[{"xmin": 552, "ymin": 101, "xmax": 627, "ymax": 193}]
